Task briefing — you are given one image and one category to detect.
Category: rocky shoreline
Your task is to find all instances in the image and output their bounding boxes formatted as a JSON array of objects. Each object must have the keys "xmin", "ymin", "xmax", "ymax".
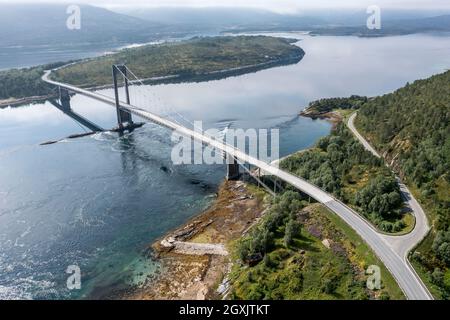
[
  {"xmin": 120, "ymin": 180, "xmax": 268, "ymax": 300},
  {"xmin": 299, "ymin": 107, "xmax": 343, "ymax": 126}
]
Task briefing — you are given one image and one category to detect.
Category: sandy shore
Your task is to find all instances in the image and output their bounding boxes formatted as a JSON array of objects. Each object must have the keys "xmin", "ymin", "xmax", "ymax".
[{"xmin": 121, "ymin": 180, "xmax": 268, "ymax": 300}]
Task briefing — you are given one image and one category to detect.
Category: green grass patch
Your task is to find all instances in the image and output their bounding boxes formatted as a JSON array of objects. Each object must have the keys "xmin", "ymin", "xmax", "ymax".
[
  {"xmin": 320, "ymin": 206, "xmax": 404, "ymax": 300},
  {"xmin": 228, "ymin": 191, "xmax": 404, "ymax": 300}
]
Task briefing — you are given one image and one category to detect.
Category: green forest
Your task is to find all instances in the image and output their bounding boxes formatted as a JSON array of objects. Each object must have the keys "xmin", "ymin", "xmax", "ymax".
[
  {"xmin": 0, "ymin": 36, "xmax": 303, "ymax": 101},
  {"xmin": 355, "ymin": 70, "xmax": 450, "ymax": 298},
  {"xmin": 280, "ymin": 124, "xmax": 410, "ymax": 233}
]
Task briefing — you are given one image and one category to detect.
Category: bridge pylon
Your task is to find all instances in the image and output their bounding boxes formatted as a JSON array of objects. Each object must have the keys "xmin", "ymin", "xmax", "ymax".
[{"xmin": 112, "ymin": 65, "xmax": 134, "ymax": 130}]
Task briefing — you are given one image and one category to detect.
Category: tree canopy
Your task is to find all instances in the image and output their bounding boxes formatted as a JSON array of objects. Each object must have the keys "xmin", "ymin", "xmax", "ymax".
[{"xmin": 281, "ymin": 124, "xmax": 405, "ymax": 232}]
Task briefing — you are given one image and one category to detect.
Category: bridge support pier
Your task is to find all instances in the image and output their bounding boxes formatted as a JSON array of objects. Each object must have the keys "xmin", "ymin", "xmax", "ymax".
[
  {"xmin": 112, "ymin": 65, "xmax": 134, "ymax": 130},
  {"xmin": 226, "ymin": 155, "xmax": 240, "ymax": 181},
  {"xmin": 59, "ymin": 87, "xmax": 71, "ymax": 111}
]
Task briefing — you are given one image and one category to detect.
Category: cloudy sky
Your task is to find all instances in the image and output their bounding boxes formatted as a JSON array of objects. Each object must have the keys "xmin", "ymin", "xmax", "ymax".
[{"xmin": 0, "ymin": 0, "xmax": 449, "ymax": 13}]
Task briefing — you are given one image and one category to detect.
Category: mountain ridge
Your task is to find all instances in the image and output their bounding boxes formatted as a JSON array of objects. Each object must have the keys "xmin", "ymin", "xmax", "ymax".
[{"xmin": 0, "ymin": 4, "xmax": 165, "ymax": 47}]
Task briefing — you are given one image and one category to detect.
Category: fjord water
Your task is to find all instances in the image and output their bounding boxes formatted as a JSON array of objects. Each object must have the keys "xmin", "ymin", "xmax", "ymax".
[{"xmin": 1, "ymin": 33, "xmax": 449, "ymax": 299}]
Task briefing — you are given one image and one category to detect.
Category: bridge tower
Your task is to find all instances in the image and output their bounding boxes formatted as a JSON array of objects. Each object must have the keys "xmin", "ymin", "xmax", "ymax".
[{"xmin": 112, "ymin": 65, "xmax": 134, "ymax": 130}]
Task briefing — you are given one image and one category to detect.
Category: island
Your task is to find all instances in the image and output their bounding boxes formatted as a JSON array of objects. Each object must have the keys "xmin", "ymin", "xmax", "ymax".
[{"xmin": 0, "ymin": 36, "xmax": 304, "ymax": 107}]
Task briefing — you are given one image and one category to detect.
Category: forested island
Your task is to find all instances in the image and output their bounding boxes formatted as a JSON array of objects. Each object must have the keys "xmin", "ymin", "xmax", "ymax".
[{"xmin": 0, "ymin": 35, "xmax": 304, "ymax": 106}]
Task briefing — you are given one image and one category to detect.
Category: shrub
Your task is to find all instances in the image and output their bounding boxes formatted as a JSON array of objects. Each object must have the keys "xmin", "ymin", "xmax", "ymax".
[
  {"xmin": 432, "ymin": 228, "xmax": 450, "ymax": 266},
  {"xmin": 379, "ymin": 291, "xmax": 391, "ymax": 300},
  {"xmin": 379, "ymin": 221, "xmax": 393, "ymax": 233},
  {"xmin": 431, "ymin": 268, "xmax": 444, "ymax": 287},
  {"xmin": 263, "ymin": 254, "xmax": 276, "ymax": 268},
  {"xmin": 321, "ymin": 277, "xmax": 338, "ymax": 294},
  {"xmin": 284, "ymin": 218, "xmax": 301, "ymax": 247}
]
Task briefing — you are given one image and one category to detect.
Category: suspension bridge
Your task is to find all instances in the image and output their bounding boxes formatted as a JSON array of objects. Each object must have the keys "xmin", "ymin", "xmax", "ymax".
[{"xmin": 41, "ymin": 65, "xmax": 432, "ymax": 300}]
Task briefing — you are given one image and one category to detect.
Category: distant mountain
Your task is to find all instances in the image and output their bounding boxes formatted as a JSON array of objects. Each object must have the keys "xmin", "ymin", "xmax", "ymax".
[
  {"xmin": 0, "ymin": 4, "xmax": 165, "ymax": 47},
  {"xmin": 310, "ymin": 14, "xmax": 450, "ymax": 37},
  {"xmin": 302, "ymin": 8, "xmax": 450, "ymax": 26},
  {"xmin": 117, "ymin": 7, "xmax": 450, "ymax": 34},
  {"xmin": 2, "ymin": 5, "xmax": 449, "ymax": 48},
  {"xmin": 116, "ymin": 7, "xmax": 326, "ymax": 32},
  {"xmin": 389, "ymin": 14, "xmax": 450, "ymax": 30}
]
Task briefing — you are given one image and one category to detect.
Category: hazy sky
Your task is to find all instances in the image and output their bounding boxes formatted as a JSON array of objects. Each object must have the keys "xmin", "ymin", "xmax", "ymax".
[{"xmin": 1, "ymin": 0, "xmax": 449, "ymax": 13}]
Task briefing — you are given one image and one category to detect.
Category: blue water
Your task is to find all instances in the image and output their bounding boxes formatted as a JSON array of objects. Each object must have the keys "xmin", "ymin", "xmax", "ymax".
[
  {"xmin": 0, "ymin": 33, "xmax": 449, "ymax": 299},
  {"xmin": 0, "ymin": 43, "xmax": 117, "ymax": 71}
]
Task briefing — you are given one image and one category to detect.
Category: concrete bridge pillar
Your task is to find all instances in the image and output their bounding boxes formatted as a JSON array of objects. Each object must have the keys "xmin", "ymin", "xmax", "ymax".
[
  {"xmin": 226, "ymin": 155, "xmax": 240, "ymax": 181},
  {"xmin": 59, "ymin": 88, "xmax": 71, "ymax": 111}
]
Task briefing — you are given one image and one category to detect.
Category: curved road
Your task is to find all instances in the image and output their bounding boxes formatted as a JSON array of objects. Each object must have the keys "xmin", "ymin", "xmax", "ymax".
[
  {"xmin": 348, "ymin": 112, "xmax": 432, "ymax": 299},
  {"xmin": 43, "ymin": 71, "xmax": 432, "ymax": 299}
]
